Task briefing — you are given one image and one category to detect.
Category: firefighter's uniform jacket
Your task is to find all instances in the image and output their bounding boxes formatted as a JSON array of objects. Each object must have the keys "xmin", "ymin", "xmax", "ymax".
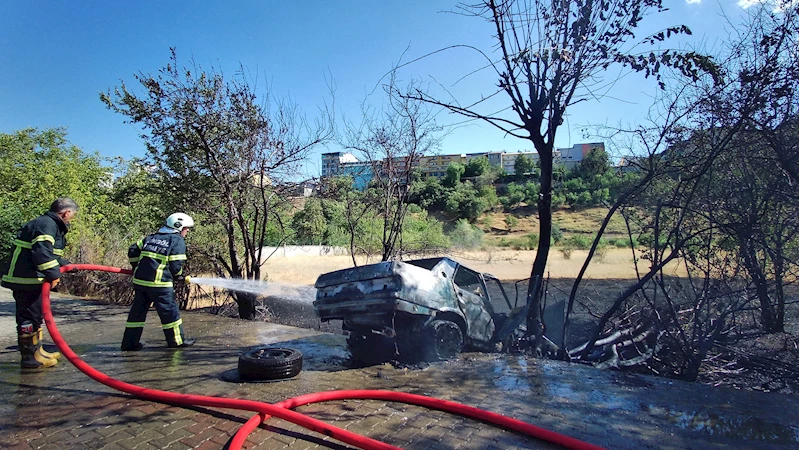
[
  {"xmin": 122, "ymin": 228, "xmax": 189, "ymax": 348},
  {"xmin": 128, "ymin": 229, "xmax": 187, "ymax": 290},
  {"xmin": 1, "ymin": 211, "xmax": 70, "ymax": 291}
]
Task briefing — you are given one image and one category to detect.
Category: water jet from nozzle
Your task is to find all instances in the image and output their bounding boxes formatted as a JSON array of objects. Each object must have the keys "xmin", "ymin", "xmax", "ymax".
[{"xmin": 188, "ymin": 277, "xmax": 270, "ymax": 295}]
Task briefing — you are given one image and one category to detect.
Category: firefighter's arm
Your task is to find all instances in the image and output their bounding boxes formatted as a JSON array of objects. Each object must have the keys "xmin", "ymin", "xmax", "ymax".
[
  {"xmin": 168, "ymin": 238, "xmax": 187, "ymax": 279},
  {"xmin": 30, "ymin": 230, "xmax": 61, "ymax": 282},
  {"xmin": 128, "ymin": 240, "xmax": 143, "ymax": 269}
]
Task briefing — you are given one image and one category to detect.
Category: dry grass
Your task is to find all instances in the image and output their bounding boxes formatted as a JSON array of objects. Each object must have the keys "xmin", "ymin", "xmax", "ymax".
[
  {"xmin": 260, "ymin": 248, "xmax": 686, "ymax": 285},
  {"xmin": 481, "ymin": 206, "xmax": 633, "ymax": 247}
]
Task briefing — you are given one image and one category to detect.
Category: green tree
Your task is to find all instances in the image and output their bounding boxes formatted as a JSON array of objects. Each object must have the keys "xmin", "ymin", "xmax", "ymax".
[
  {"xmin": 513, "ymin": 154, "xmax": 537, "ymax": 179},
  {"xmin": 409, "ymin": 177, "xmax": 447, "ymax": 210},
  {"xmin": 463, "ymin": 156, "xmax": 490, "ymax": 178},
  {"xmin": 500, "ymin": 182, "xmax": 526, "ymax": 209},
  {"xmin": 577, "ymin": 148, "xmax": 611, "ymax": 179},
  {"xmin": 443, "ymin": 162, "xmax": 464, "ymax": 188},
  {"xmin": 504, "ymin": 214, "xmax": 519, "ymax": 232},
  {"xmin": 101, "ymin": 50, "xmax": 331, "ymax": 319},
  {"xmin": 0, "ymin": 128, "xmax": 112, "ymax": 264},
  {"xmin": 291, "ymin": 199, "xmax": 326, "ymax": 244}
]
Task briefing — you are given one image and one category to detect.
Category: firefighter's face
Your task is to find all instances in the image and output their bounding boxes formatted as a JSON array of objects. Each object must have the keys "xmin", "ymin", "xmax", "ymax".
[
  {"xmin": 180, "ymin": 227, "xmax": 190, "ymax": 237},
  {"xmin": 61, "ymin": 209, "xmax": 77, "ymax": 224}
]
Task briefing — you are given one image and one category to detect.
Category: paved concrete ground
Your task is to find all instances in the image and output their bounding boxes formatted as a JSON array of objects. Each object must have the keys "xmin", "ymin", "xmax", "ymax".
[{"xmin": 1, "ymin": 289, "xmax": 798, "ymax": 450}]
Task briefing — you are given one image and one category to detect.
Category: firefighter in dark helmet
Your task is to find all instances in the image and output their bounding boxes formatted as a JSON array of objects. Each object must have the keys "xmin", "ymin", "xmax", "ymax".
[
  {"xmin": 121, "ymin": 213, "xmax": 196, "ymax": 351},
  {"xmin": 2, "ymin": 197, "xmax": 78, "ymax": 369}
]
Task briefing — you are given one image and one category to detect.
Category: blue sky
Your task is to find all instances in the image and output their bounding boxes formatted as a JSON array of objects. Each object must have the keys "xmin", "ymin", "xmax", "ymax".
[{"xmin": 0, "ymin": 0, "xmax": 770, "ymax": 177}]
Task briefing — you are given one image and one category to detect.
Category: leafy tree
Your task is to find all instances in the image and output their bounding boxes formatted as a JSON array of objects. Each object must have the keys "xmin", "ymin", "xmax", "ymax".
[
  {"xmin": 577, "ymin": 147, "xmax": 611, "ymax": 179},
  {"xmin": 513, "ymin": 154, "xmax": 537, "ymax": 179},
  {"xmin": 409, "ymin": 177, "xmax": 447, "ymax": 210},
  {"xmin": 504, "ymin": 214, "xmax": 518, "ymax": 232},
  {"xmin": 447, "ymin": 219, "xmax": 483, "ymax": 249},
  {"xmin": 101, "ymin": 49, "xmax": 331, "ymax": 319},
  {"xmin": 463, "ymin": 156, "xmax": 491, "ymax": 178},
  {"xmin": 444, "ymin": 181, "xmax": 490, "ymax": 222},
  {"xmin": 0, "ymin": 128, "xmax": 112, "ymax": 264},
  {"xmin": 291, "ymin": 199, "xmax": 326, "ymax": 244},
  {"xmin": 500, "ymin": 182, "xmax": 526, "ymax": 209},
  {"xmin": 443, "ymin": 162, "xmax": 465, "ymax": 188}
]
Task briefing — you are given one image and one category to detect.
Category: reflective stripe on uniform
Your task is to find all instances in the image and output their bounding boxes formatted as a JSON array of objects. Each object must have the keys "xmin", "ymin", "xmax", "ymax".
[
  {"xmin": 163, "ymin": 319, "xmax": 183, "ymax": 346},
  {"xmin": 14, "ymin": 236, "xmax": 56, "ymax": 248},
  {"xmin": 140, "ymin": 251, "xmax": 168, "ymax": 261},
  {"xmin": 168, "ymin": 254, "xmax": 186, "ymax": 261},
  {"xmin": 53, "ymin": 248, "xmax": 64, "ymax": 256},
  {"xmin": 132, "ymin": 278, "xmax": 173, "ymax": 288},
  {"xmin": 1, "ymin": 275, "xmax": 44, "ymax": 284},
  {"xmin": 37, "ymin": 260, "xmax": 59, "ymax": 271},
  {"xmin": 32, "ymin": 235, "xmax": 55, "ymax": 244},
  {"xmin": 162, "ymin": 318, "xmax": 182, "ymax": 330},
  {"xmin": 138, "ymin": 251, "xmax": 170, "ymax": 285},
  {"xmin": 125, "ymin": 321, "xmax": 146, "ymax": 328}
]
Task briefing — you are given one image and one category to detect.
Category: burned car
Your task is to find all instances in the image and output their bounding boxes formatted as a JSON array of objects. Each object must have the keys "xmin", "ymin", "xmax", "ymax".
[{"xmin": 313, "ymin": 257, "xmax": 526, "ymax": 364}]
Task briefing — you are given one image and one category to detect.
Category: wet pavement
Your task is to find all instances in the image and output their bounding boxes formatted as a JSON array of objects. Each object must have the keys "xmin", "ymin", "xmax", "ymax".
[{"xmin": 1, "ymin": 289, "xmax": 798, "ymax": 449}]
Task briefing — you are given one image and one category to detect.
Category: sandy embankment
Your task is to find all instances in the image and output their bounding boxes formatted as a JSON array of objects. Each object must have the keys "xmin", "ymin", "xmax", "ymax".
[{"xmin": 261, "ymin": 248, "xmax": 687, "ymax": 285}]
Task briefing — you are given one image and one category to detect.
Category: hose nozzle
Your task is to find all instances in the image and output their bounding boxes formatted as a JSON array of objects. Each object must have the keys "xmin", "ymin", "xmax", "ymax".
[{"xmin": 184, "ymin": 276, "xmax": 192, "ymax": 284}]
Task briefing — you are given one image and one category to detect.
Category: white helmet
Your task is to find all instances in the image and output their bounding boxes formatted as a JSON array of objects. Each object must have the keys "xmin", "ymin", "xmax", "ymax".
[{"xmin": 165, "ymin": 213, "xmax": 195, "ymax": 231}]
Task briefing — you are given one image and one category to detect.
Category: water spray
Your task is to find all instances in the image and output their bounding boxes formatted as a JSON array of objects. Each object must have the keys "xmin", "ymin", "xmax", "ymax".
[{"xmin": 186, "ymin": 275, "xmax": 316, "ymax": 303}]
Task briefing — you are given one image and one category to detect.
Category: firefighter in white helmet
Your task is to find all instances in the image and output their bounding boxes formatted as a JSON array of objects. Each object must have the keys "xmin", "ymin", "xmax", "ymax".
[{"xmin": 121, "ymin": 213, "xmax": 196, "ymax": 351}]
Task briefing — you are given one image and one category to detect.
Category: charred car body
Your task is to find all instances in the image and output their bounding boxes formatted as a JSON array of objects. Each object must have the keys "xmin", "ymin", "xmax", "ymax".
[{"xmin": 313, "ymin": 257, "xmax": 526, "ymax": 364}]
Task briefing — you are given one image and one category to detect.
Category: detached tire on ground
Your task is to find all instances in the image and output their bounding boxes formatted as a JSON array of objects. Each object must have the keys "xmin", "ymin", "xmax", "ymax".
[
  {"xmin": 422, "ymin": 320, "xmax": 463, "ymax": 361},
  {"xmin": 238, "ymin": 347, "xmax": 303, "ymax": 381}
]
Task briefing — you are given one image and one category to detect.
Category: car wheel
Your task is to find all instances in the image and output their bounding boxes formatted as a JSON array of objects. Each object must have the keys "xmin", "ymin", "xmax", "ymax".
[
  {"xmin": 423, "ymin": 320, "xmax": 463, "ymax": 361},
  {"xmin": 238, "ymin": 347, "xmax": 303, "ymax": 381},
  {"xmin": 347, "ymin": 330, "xmax": 396, "ymax": 365}
]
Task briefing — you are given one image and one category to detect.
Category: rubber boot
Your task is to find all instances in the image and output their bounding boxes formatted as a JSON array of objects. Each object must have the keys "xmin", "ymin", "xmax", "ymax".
[
  {"xmin": 37, "ymin": 328, "xmax": 62, "ymax": 360},
  {"xmin": 19, "ymin": 332, "xmax": 58, "ymax": 369},
  {"xmin": 121, "ymin": 327, "xmax": 146, "ymax": 351},
  {"xmin": 165, "ymin": 324, "xmax": 195, "ymax": 348}
]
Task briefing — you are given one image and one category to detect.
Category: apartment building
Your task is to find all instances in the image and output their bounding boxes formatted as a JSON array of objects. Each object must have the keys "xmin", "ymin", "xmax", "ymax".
[
  {"xmin": 418, "ymin": 153, "xmax": 466, "ymax": 178},
  {"xmin": 556, "ymin": 142, "xmax": 605, "ymax": 171},
  {"xmin": 321, "ymin": 142, "xmax": 605, "ymax": 185},
  {"xmin": 321, "ymin": 151, "xmax": 359, "ymax": 178}
]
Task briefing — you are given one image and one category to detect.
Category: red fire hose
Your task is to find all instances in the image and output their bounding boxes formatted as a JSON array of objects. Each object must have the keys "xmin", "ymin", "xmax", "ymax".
[{"xmin": 40, "ymin": 264, "xmax": 604, "ymax": 450}]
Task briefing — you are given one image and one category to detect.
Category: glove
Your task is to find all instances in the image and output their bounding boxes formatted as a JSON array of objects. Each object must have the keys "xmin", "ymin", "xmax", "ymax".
[{"xmin": 50, "ymin": 278, "xmax": 60, "ymax": 290}]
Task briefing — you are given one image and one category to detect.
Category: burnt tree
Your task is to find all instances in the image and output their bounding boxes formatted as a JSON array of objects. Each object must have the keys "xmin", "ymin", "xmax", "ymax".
[{"xmin": 410, "ymin": 0, "xmax": 704, "ymax": 351}]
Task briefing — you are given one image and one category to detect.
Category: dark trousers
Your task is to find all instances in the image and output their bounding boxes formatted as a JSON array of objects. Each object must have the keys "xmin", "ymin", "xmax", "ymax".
[
  {"xmin": 14, "ymin": 290, "xmax": 42, "ymax": 334},
  {"xmin": 122, "ymin": 288, "xmax": 187, "ymax": 347}
]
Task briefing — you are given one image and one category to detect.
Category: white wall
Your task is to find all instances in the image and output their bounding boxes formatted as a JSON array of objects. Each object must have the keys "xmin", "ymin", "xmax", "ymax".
[{"xmin": 261, "ymin": 245, "xmax": 349, "ymax": 259}]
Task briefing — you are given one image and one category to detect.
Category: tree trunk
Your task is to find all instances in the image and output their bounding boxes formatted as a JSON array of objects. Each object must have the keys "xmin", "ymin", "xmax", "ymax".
[
  {"xmin": 741, "ymin": 239, "xmax": 780, "ymax": 333},
  {"xmin": 236, "ymin": 292, "xmax": 257, "ymax": 320},
  {"xmin": 525, "ymin": 147, "xmax": 553, "ymax": 343}
]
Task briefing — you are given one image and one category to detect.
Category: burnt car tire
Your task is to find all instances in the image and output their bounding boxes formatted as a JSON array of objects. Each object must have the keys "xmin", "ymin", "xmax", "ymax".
[
  {"xmin": 423, "ymin": 320, "xmax": 463, "ymax": 361},
  {"xmin": 347, "ymin": 331, "xmax": 396, "ymax": 365},
  {"xmin": 238, "ymin": 347, "xmax": 303, "ymax": 381}
]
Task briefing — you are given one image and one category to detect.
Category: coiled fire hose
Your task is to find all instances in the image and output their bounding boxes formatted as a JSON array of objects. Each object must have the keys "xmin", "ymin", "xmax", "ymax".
[{"xmin": 41, "ymin": 264, "xmax": 605, "ymax": 450}]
